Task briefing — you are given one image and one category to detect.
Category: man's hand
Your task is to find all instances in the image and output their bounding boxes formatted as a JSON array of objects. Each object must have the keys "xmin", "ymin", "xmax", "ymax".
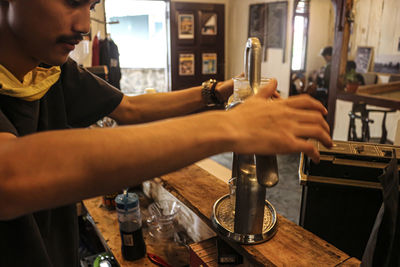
[
  {"xmin": 215, "ymin": 75, "xmax": 280, "ymax": 104},
  {"xmin": 226, "ymin": 78, "xmax": 332, "ymax": 163}
]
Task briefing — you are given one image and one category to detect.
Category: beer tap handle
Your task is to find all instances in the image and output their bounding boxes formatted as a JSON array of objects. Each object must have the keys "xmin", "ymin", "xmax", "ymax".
[{"xmin": 244, "ymin": 38, "xmax": 262, "ymax": 95}]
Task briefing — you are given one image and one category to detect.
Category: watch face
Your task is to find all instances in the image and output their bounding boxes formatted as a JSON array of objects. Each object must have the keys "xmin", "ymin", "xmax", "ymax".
[{"xmin": 100, "ymin": 261, "xmax": 112, "ymax": 267}]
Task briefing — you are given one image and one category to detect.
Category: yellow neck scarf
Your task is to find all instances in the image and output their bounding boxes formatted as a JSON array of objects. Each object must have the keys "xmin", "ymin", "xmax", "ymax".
[{"xmin": 0, "ymin": 64, "xmax": 61, "ymax": 101}]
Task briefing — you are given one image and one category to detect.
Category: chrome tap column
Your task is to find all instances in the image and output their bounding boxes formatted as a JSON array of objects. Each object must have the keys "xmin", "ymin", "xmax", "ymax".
[{"xmin": 212, "ymin": 38, "xmax": 278, "ymax": 244}]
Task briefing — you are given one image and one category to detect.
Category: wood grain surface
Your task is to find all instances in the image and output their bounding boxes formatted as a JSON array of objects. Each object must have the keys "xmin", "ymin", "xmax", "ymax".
[
  {"xmin": 337, "ymin": 81, "xmax": 400, "ymax": 110},
  {"xmin": 160, "ymin": 165, "xmax": 361, "ymax": 267},
  {"xmin": 83, "ymin": 163, "xmax": 361, "ymax": 266},
  {"xmin": 83, "ymin": 196, "xmax": 189, "ymax": 266}
]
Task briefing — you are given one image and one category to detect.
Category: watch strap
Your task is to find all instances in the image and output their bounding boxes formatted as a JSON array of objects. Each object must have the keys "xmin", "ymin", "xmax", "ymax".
[{"xmin": 202, "ymin": 79, "xmax": 222, "ymax": 107}]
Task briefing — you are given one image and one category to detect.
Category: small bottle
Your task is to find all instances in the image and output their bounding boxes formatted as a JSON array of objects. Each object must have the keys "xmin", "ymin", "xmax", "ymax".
[
  {"xmin": 115, "ymin": 193, "xmax": 146, "ymax": 261},
  {"xmin": 102, "ymin": 192, "xmax": 119, "ymax": 210}
]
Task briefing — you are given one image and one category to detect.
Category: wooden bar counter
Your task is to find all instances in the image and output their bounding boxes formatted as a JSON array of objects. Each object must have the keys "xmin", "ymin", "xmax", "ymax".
[{"xmin": 84, "ymin": 163, "xmax": 361, "ymax": 266}]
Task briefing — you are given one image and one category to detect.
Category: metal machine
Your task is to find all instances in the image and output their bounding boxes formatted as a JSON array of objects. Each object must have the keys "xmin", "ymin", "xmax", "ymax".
[{"xmin": 211, "ymin": 38, "xmax": 278, "ymax": 244}]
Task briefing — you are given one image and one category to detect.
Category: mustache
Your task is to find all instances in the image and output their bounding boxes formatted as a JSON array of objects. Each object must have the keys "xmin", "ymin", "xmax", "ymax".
[{"xmin": 56, "ymin": 34, "xmax": 84, "ymax": 44}]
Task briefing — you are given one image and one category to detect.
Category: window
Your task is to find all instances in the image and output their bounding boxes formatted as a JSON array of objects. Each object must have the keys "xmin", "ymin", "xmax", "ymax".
[
  {"xmin": 291, "ymin": 0, "xmax": 310, "ymax": 71},
  {"xmin": 105, "ymin": 0, "xmax": 167, "ymax": 69},
  {"xmin": 105, "ymin": 0, "xmax": 169, "ymax": 94}
]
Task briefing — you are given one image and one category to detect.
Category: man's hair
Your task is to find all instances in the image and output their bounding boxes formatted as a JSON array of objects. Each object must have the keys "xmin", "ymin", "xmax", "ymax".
[
  {"xmin": 320, "ymin": 46, "xmax": 333, "ymax": 57},
  {"xmin": 346, "ymin": 60, "xmax": 357, "ymax": 72}
]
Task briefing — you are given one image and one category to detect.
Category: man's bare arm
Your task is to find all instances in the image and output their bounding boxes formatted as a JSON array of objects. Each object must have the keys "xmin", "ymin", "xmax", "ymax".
[
  {"xmin": 109, "ymin": 80, "xmax": 233, "ymax": 124},
  {"xmin": 0, "ymin": 111, "xmax": 233, "ymax": 220},
  {"xmin": 0, "ymin": 79, "xmax": 332, "ymax": 220}
]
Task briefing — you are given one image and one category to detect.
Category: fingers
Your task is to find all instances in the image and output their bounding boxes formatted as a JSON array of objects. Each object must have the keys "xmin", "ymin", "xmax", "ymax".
[
  {"xmin": 283, "ymin": 94, "xmax": 328, "ymax": 115},
  {"xmin": 293, "ymin": 140, "xmax": 321, "ymax": 163},
  {"xmin": 272, "ymin": 91, "xmax": 281, "ymax": 99},
  {"xmin": 255, "ymin": 78, "xmax": 278, "ymax": 99},
  {"xmin": 286, "ymin": 109, "xmax": 330, "ymax": 133},
  {"xmin": 230, "ymin": 79, "xmax": 332, "ymax": 160},
  {"xmin": 282, "ymin": 97, "xmax": 333, "ymax": 148},
  {"xmin": 292, "ymin": 124, "xmax": 333, "ymax": 148},
  {"xmin": 283, "ymin": 107, "xmax": 332, "ymax": 148}
]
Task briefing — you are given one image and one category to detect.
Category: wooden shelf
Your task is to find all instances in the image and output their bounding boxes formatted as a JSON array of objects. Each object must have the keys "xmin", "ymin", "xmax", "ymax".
[{"xmin": 337, "ymin": 81, "xmax": 400, "ymax": 109}]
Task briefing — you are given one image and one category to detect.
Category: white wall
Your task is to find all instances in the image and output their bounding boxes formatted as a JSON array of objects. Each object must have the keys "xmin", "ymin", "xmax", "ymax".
[
  {"xmin": 227, "ymin": 0, "xmax": 334, "ymax": 98},
  {"xmin": 172, "ymin": 0, "xmax": 228, "ymax": 3},
  {"xmin": 333, "ymin": 100, "xmax": 400, "ymax": 143},
  {"xmin": 333, "ymin": 0, "xmax": 400, "ymax": 142},
  {"xmin": 98, "ymin": 0, "xmax": 295, "ymax": 98},
  {"xmin": 350, "ymin": 0, "xmax": 400, "ymax": 61},
  {"xmin": 228, "ymin": 0, "xmax": 294, "ymax": 98},
  {"xmin": 92, "ymin": 1, "xmax": 400, "ymax": 142},
  {"xmin": 305, "ymin": 0, "xmax": 334, "ymax": 77}
]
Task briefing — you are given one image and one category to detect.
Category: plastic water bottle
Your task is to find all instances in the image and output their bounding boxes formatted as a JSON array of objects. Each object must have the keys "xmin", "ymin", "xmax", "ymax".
[{"xmin": 115, "ymin": 193, "xmax": 146, "ymax": 261}]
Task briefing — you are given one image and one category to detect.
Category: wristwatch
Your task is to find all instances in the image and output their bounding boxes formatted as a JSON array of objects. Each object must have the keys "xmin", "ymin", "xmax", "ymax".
[{"xmin": 201, "ymin": 79, "xmax": 222, "ymax": 107}]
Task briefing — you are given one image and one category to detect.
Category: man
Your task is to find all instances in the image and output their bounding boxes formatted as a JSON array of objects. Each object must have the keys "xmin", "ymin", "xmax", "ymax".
[
  {"xmin": 0, "ymin": 0, "xmax": 332, "ymax": 266},
  {"xmin": 319, "ymin": 46, "xmax": 332, "ymax": 89},
  {"xmin": 307, "ymin": 46, "xmax": 332, "ymax": 107}
]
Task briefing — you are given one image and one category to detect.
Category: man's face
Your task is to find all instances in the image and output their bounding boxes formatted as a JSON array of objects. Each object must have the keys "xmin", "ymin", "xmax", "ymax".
[{"xmin": 4, "ymin": 0, "xmax": 99, "ymax": 66}]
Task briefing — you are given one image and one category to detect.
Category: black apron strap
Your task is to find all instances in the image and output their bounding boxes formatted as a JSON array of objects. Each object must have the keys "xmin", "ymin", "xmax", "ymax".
[{"xmin": 361, "ymin": 150, "xmax": 399, "ymax": 267}]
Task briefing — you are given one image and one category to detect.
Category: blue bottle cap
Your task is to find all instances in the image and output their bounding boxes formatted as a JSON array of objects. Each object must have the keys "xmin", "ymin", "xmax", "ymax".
[{"xmin": 115, "ymin": 192, "xmax": 139, "ymax": 210}]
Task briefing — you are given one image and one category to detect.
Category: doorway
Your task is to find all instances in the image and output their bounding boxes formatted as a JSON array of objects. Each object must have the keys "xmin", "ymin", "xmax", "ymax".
[
  {"xmin": 105, "ymin": 0, "xmax": 170, "ymax": 95},
  {"xmin": 289, "ymin": 0, "xmax": 335, "ymax": 105}
]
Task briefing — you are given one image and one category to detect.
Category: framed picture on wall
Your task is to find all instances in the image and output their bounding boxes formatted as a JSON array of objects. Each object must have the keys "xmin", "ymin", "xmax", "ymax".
[
  {"xmin": 201, "ymin": 13, "xmax": 217, "ymax": 35},
  {"xmin": 248, "ymin": 3, "xmax": 266, "ymax": 46},
  {"xmin": 374, "ymin": 54, "xmax": 400, "ymax": 74},
  {"xmin": 355, "ymin": 46, "xmax": 373, "ymax": 73},
  {"xmin": 179, "ymin": 53, "xmax": 195, "ymax": 76},
  {"xmin": 178, "ymin": 13, "xmax": 195, "ymax": 39},
  {"xmin": 202, "ymin": 53, "xmax": 217, "ymax": 75},
  {"xmin": 266, "ymin": 2, "xmax": 288, "ymax": 49}
]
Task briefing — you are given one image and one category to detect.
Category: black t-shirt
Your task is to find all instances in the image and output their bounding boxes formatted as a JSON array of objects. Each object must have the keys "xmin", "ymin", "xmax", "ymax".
[{"xmin": 0, "ymin": 58, "xmax": 123, "ymax": 267}]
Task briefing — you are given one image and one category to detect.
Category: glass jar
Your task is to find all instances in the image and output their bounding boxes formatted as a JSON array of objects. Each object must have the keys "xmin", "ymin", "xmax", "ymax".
[{"xmin": 227, "ymin": 77, "xmax": 271, "ymax": 110}]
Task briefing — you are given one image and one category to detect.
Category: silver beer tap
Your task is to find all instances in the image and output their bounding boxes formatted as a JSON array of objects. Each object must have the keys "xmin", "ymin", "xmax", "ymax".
[
  {"xmin": 244, "ymin": 37, "xmax": 262, "ymax": 94},
  {"xmin": 233, "ymin": 37, "xmax": 279, "ymax": 235},
  {"xmin": 244, "ymin": 37, "xmax": 279, "ymax": 188},
  {"xmin": 212, "ymin": 38, "xmax": 278, "ymax": 244}
]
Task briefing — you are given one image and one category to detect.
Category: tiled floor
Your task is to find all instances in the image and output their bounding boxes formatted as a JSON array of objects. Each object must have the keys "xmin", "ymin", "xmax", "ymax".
[{"xmin": 210, "ymin": 153, "xmax": 302, "ymax": 224}]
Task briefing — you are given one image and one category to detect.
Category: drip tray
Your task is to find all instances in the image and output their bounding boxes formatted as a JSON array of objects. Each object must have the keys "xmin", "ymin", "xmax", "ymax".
[{"xmin": 211, "ymin": 194, "xmax": 278, "ymax": 244}]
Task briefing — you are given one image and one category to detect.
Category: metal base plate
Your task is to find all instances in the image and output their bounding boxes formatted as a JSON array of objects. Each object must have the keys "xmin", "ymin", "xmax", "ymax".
[{"xmin": 211, "ymin": 194, "xmax": 278, "ymax": 244}]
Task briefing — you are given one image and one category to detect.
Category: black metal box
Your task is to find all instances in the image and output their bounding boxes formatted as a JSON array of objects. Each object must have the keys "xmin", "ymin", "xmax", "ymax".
[{"xmin": 299, "ymin": 140, "xmax": 400, "ymax": 259}]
